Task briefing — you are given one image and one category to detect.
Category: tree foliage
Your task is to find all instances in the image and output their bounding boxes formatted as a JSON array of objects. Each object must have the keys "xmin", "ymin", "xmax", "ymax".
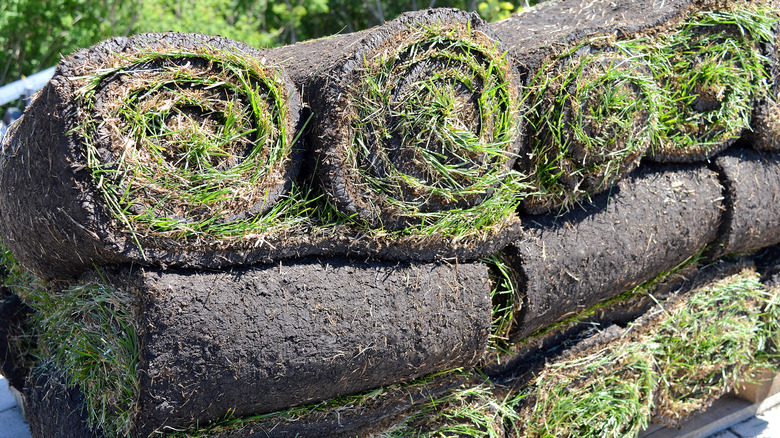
[{"xmin": 0, "ymin": 0, "xmax": 138, "ymax": 85}]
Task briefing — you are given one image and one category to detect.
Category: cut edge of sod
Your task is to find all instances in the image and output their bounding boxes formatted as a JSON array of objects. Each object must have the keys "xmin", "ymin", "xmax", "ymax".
[
  {"xmin": 521, "ymin": 39, "xmax": 658, "ymax": 215},
  {"xmin": 71, "ymin": 37, "xmax": 303, "ymax": 248},
  {"xmin": 635, "ymin": 7, "xmax": 778, "ymax": 161},
  {"xmin": 325, "ymin": 13, "xmax": 527, "ymax": 237}
]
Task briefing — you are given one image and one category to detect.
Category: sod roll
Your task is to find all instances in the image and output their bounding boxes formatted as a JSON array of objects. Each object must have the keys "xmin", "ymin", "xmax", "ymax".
[
  {"xmin": 710, "ymin": 148, "xmax": 780, "ymax": 257},
  {"xmin": 492, "ymin": 0, "xmax": 774, "ymax": 210},
  {"xmin": 498, "ymin": 270, "xmax": 778, "ymax": 436},
  {"xmin": 28, "ymin": 259, "xmax": 489, "ymax": 436},
  {"xmin": 0, "ymin": 32, "xmax": 303, "ymax": 280},
  {"xmin": 519, "ymin": 45, "xmax": 655, "ymax": 214},
  {"xmin": 24, "ymin": 364, "xmax": 472, "ymax": 438},
  {"xmin": 492, "ymin": 0, "xmax": 696, "ymax": 213},
  {"xmin": 280, "ymin": 9, "xmax": 524, "ymax": 234},
  {"xmin": 753, "ymin": 98, "xmax": 780, "ymax": 151},
  {"xmin": 504, "ymin": 163, "xmax": 723, "ymax": 341},
  {"xmin": 751, "ymin": 22, "xmax": 780, "ymax": 152},
  {"xmin": 644, "ymin": 8, "xmax": 776, "ymax": 162}
]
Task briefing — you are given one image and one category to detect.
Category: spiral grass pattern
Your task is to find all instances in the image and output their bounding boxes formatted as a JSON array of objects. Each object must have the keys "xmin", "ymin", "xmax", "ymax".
[
  {"xmin": 643, "ymin": 9, "xmax": 775, "ymax": 161},
  {"xmin": 76, "ymin": 37, "xmax": 301, "ymax": 241},
  {"xmin": 522, "ymin": 46, "xmax": 656, "ymax": 214},
  {"xmin": 317, "ymin": 11, "xmax": 524, "ymax": 234}
]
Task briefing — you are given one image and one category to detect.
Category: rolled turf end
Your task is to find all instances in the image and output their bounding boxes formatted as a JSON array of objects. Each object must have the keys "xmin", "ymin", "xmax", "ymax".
[
  {"xmin": 521, "ymin": 45, "xmax": 656, "ymax": 215},
  {"xmin": 22, "ymin": 258, "xmax": 491, "ymax": 436},
  {"xmin": 645, "ymin": 7, "xmax": 776, "ymax": 162},
  {"xmin": 0, "ymin": 32, "xmax": 303, "ymax": 280},
  {"xmin": 709, "ymin": 148, "xmax": 780, "ymax": 257},
  {"xmin": 312, "ymin": 8, "xmax": 526, "ymax": 235}
]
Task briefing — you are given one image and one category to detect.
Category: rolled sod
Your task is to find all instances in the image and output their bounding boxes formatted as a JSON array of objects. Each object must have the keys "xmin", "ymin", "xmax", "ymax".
[
  {"xmin": 0, "ymin": 32, "xmax": 303, "ymax": 280},
  {"xmin": 24, "ymin": 365, "xmax": 472, "ymax": 438},
  {"xmin": 751, "ymin": 24, "xmax": 780, "ymax": 152},
  {"xmin": 710, "ymin": 148, "xmax": 780, "ymax": 257},
  {"xmin": 504, "ymin": 163, "xmax": 723, "ymax": 341},
  {"xmin": 753, "ymin": 98, "xmax": 780, "ymax": 151},
  {"xmin": 492, "ymin": 0, "xmax": 774, "ymax": 210},
  {"xmin": 500, "ymin": 270, "xmax": 779, "ymax": 436},
  {"xmin": 26, "ymin": 259, "xmax": 490, "ymax": 436},
  {"xmin": 518, "ymin": 46, "xmax": 655, "ymax": 214},
  {"xmin": 272, "ymin": 9, "xmax": 525, "ymax": 234},
  {"xmin": 642, "ymin": 8, "xmax": 776, "ymax": 162},
  {"xmin": 492, "ymin": 0, "xmax": 696, "ymax": 213}
]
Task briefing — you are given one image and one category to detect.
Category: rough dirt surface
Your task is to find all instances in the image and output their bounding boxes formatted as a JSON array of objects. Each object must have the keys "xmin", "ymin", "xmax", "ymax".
[
  {"xmin": 24, "ymin": 365, "xmax": 103, "ymax": 438},
  {"xmin": 105, "ymin": 259, "xmax": 490, "ymax": 435},
  {"xmin": 506, "ymin": 163, "xmax": 723, "ymax": 341},
  {"xmin": 22, "ymin": 366, "xmax": 476, "ymax": 438},
  {"xmin": 711, "ymin": 148, "xmax": 780, "ymax": 256},
  {"xmin": 492, "ymin": 0, "xmax": 707, "ymax": 76}
]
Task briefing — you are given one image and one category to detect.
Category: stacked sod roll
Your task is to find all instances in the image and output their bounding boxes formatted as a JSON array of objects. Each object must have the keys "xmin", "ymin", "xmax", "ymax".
[
  {"xmin": 304, "ymin": 9, "xmax": 524, "ymax": 233},
  {"xmin": 504, "ymin": 163, "xmax": 723, "ymax": 341},
  {"xmin": 0, "ymin": 11, "xmax": 507, "ymax": 438},
  {"xmin": 14, "ymin": 260, "xmax": 489, "ymax": 436},
  {"xmin": 397, "ymin": 268, "xmax": 780, "ymax": 437},
  {"xmin": 0, "ymin": 33, "xmax": 304, "ymax": 280},
  {"xmin": 1, "ymin": 1, "xmax": 780, "ymax": 437},
  {"xmin": 493, "ymin": 0, "xmax": 777, "ymax": 212}
]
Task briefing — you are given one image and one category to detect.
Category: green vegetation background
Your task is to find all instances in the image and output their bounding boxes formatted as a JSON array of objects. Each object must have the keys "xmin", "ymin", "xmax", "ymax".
[{"xmin": 0, "ymin": 0, "xmax": 538, "ymax": 89}]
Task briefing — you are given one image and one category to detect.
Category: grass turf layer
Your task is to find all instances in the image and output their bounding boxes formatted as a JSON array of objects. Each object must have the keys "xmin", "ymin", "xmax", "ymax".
[
  {"xmin": 1, "ymin": 253, "xmax": 139, "ymax": 436},
  {"xmin": 313, "ymin": 9, "xmax": 526, "ymax": 235},
  {"xmin": 386, "ymin": 268, "xmax": 780, "ymax": 437},
  {"xmin": 76, "ymin": 45, "xmax": 300, "ymax": 242},
  {"xmin": 633, "ymin": 8, "xmax": 777, "ymax": 162},
  {"xmin": 521, "ymin": 43, "xmax": 657, "ymax": 214}
]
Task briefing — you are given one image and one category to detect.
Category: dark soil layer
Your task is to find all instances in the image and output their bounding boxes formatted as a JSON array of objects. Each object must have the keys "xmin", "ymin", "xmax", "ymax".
[
  {"xmin": 505, "ymin": 163, "xmax": 723, "ymax": 342},
  {"xmin": 751, "ymin": 24, "xmax": 780, "ymax": 152},
  {"xmin": 99, "ymin": 258, "xmax": 489, "ymax": 436},
  {"xmin": 0, "ymin": 32, "xmax": 303, "ymax": 281},
  {"xmin": 23, "ymin": 366, "xmax": 476, "ymax": 438},
  {"xmin": 25, "ymin": 365, "xmax": 104, "ymax": 438},
  {"xmin": 491, "ymin": 0, "xmax": 703, "ymax": 67},
  {"xmin": 710, "ymin": 148, "xmax": 780, "ymax": 256},
  {"xmin": 0, "ymin": 287, "xmax": 31, "ymax": 391}
]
